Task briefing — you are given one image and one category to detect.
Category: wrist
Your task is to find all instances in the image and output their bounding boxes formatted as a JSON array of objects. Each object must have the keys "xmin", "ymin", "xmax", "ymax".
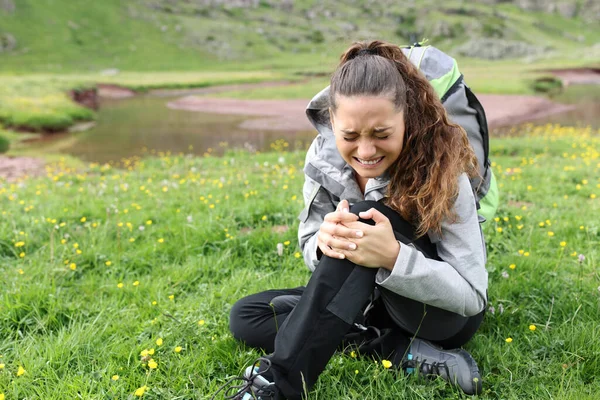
[{"xmin": 383, "ymin": 241, "xmax": 400, "ymax": 271}]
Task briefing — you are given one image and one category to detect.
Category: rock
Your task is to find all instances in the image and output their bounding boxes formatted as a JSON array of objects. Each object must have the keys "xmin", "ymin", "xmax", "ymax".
[
  {"xmin": 100, "ymin": 68, "xmax": 120, "ymax": 76},
  {"xmin": 68, "ymin": 121, "xmax": 96, "ymax": 133},
  {"xmin": 0, "ymin": 32, "xmax": 16, "ymax": 52},
  {"xmin": 556, "ymin": 2, "xmax": 577, "ymax": 18},
  {"xmin": 0, "ymin": 0, "xmax": 14, "ymax": 13},
  {"xmin": 454, "ymin": 38, "xmax": 552, "ymax": 60},
  {"xmin": 69, "ymin": 87, "xmax": 99, "ymax": 110}
]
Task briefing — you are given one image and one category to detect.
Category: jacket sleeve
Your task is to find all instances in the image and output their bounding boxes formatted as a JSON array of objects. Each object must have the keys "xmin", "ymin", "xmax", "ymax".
[
  {"xmin": 375, "ymin": 174, "xmax": 488, "ymax": 317},
  {"xmin": 297, "ymin": 140, "xmax": 336, "ymax": 272}
]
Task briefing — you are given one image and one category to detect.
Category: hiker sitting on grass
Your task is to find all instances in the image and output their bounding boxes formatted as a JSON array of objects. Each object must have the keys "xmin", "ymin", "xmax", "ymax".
[{"xmin": 214, "ymin": 40, "xmax": 489, "ymax": 399}]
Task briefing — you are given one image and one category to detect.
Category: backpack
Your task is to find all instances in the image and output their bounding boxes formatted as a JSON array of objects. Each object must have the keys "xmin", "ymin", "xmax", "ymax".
[{"xmin": 401, "ymin": 43, "xmax": 498, "ymax": 222}]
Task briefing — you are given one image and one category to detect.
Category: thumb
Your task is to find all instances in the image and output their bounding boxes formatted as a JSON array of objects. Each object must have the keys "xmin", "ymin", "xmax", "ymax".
[
  {"xmin": 337, "ymin": 199, "xmax": 350, "ymax": 213},
  {"xmin": 360, "ymin": 208, "xmax": 389, "ymax": 225}
]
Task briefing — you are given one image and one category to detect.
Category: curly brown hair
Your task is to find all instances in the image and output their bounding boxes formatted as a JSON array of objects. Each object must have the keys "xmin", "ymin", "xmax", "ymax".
[{"xmin": 329, "ymin": 40, "xmax": 479, "ymax": 237}]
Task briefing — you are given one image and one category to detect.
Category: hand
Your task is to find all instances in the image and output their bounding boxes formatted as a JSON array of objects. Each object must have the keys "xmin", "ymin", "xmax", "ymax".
[
  {"xmin": 338, "ymin": 208, "xmax": 400, "ymax": 271},
  {"xmin": 317, "ymin": 199, "xmax": 363, "ymax": 260}
]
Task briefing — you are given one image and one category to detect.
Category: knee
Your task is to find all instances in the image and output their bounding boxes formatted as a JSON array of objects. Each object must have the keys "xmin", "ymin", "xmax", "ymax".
[
  {"xmin": 229, "ymin": 296, "xmax": 254, "ymax": 341},
  {"xmin": 349, "ymin": 200, "xmax": 379, "ymax": 216}
]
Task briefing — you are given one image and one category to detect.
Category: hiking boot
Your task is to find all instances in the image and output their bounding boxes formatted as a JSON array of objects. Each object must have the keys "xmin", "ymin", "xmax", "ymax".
[
  {"xmin": 402, "ymin": 339, "xmax": 482, "ymax": 395},
  {"xmin": 211, "ymin": 357, "xmax": 281, "ymax": 400}
]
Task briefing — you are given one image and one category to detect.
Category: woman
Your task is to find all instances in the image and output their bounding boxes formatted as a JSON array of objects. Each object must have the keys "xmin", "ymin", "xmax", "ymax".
[{"xmin": 215, "ymin": 40, "xmax": 488, "ymax": 400}]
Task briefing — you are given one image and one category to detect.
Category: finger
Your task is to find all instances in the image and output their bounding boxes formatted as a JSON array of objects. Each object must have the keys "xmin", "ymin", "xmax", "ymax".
[
  {"xmin": 324, "ymin": 210, "xmax": 359, "ymax": 223},
  {"xmin": 330, "ymin": 223, "xmax": 364, "ymax": 239},
  {"xmin": 359, "ymin": 208, "xmax": 389, "ymax": 225},
  {"xmin": 321, "ymin": 233, "xmax": 357, "ymax": 251},
  {"xmin": 318, "ymin": 241, "xmax": 346, "ymax": 260},
  {"xmin": 337, "ymin": 199, "xmax": 350, "ymax": 213}
]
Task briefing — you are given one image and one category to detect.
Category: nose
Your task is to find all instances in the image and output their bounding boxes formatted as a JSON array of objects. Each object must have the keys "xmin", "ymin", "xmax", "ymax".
[{"xmin": 357, "ymin": 139, "xmax": 376, "ymax": 159}]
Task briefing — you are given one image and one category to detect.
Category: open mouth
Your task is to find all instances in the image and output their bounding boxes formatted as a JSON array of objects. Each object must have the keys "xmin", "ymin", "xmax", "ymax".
[{"xmin": 354, "ymin": 157, "xmax": 384, "ymax": 167}]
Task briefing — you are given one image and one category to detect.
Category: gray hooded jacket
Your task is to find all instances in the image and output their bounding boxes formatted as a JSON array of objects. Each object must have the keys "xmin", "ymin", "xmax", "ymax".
[{"xmin": 297, "ymin": 87, "xmax": 488, "ymax": 317}]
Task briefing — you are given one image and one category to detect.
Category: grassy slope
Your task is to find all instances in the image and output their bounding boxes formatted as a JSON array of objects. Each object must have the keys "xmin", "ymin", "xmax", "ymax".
[
  {"xmin": 1, "ymin": 0, "xmax": 599, "ymax": 73},
  {"xmin": 0, "ymin": 125, "xmax": 599, "ymax": 399}
]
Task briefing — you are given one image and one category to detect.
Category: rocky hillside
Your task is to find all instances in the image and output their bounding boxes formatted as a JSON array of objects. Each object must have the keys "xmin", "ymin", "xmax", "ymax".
[{"xmin": 0, "ymin": 0, "xmax": 599, "ymax": 71}]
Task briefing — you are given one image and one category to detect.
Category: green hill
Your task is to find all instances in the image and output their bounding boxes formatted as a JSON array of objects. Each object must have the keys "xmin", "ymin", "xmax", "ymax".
[{"xmin": 0, "ymin": 0, "xmax": 599, "ymax": 73}]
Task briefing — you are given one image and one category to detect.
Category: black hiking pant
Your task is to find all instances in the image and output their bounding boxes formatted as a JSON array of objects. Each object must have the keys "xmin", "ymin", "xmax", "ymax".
[{"xmin": 229, "ymin": 201, "xmax": 485, "ymax": 400}]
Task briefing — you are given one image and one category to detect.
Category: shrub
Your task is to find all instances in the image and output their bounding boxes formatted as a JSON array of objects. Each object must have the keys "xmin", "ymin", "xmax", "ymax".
[{"xmin": 0, "ymin": 134, "xmax": 9, "ymax": 153}]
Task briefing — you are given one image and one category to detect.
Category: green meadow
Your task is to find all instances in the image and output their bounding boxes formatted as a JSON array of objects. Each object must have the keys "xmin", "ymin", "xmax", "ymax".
[
  {"xmin": 1, "ymin": 125, "xmax": 599, "ymax": 399},
  {"xmin": 1, "ymin": 0, "xmax": 600, "ymax": 398}
]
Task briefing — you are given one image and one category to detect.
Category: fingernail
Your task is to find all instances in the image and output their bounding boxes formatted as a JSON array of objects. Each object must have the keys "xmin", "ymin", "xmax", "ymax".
[
  {"xmin": 342, "ymin": 208, "xmax": 349, "ymax": 213},
  {"xmin": 356, "ymin": 231, "xmax": 363, "ymax": 238},
  {"xmin": 339, "ymin": 254, "xmax": 345, "ymax": 259},
  {"xmin": 348, "ymin": 243, "xmax": 356, "ymax": 250}
]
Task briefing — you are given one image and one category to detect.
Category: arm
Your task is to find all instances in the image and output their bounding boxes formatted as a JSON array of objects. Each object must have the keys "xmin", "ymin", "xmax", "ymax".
[
  {"xmin": 297, "ymin": 140, "xmax": 336, "ymax": 271},
  {"xmin": 375, "ymin": 174, "xmax": 488, "ymax": 317}
]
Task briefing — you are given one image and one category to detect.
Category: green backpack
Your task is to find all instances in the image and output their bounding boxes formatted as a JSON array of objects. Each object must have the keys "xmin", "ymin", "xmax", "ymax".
[{"xmin": 401, "ymin": 43, "xmax": 499, "ymax": 222}]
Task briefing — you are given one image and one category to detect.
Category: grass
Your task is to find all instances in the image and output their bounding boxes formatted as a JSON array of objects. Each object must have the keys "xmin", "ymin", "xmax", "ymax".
[{"xmin": 0, "ymin": 124, "xmax": 599, "ymax": 399}]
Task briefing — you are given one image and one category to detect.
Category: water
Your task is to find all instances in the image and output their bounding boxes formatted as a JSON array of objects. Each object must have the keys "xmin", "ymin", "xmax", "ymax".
[
  {"xmin": 23, "ymin": 84, "xmax": 600, "ymax": 163},
  {"xmin": 26, "ymin": 93, "xmax": 317, "ymax": 164}
]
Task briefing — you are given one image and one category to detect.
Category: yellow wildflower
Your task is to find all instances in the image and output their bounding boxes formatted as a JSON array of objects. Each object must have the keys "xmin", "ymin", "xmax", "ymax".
[
  {"xmin": 69, "ymin": 263, "xmax": 77, "ymax": 271},
  {"xmin": 15, "ymin": 241, "xmax": 25, "ymax": 247},
  {"xmin": 198, "ymin": 320, "xmax": 205, "ymax": 326},
  {"xmin": 509, "ymin": 264, "xmax": 516, "ymax": 270},
  {"xmin": 80, "ymin": 217, "xmax": 86, "ymax": 222},
  {"xmin": 17, "ymin": 366, "xmax": 26, "ymax": 376},
  {"xmin": 547, "ymin": 231, "xmax": 554, "ymax": 237},
  {"xmin": 156, "ymin": 338, "xmax": 163, "ymax": 346},
  {"xmin": 148, "ymin": 359, "xmax": 158, "ymax": 369},
  {"xmin": 146, "ymin": 220, "xmax": 152, "ymax": 225},
  {"xmin": 560, "ymin": 241, "xmax": 566, "ymax": 247},
  {"xmin": 117, "ymin": 282, "xmax": 124, "ymax": 288},
  {"xmin": 294, "ymin": 252, "xmax": 301, "ymax": 258},
  {"xmin": 105, "ymin": 261, "xmax": 112, "ymax": 266},
  {"xmin": 133, "ymin": 281, "xmax": 140, "ymax": 286},
  {"xmin": 261, "ymin": 215, "xmax": 267, "ymax": 221},
  {"xmin": 111, "ymin": 375, "xmax": 119, "ymax": 381},
  {"xmin": 134, "ymin": 385, "xmax": 148, "ymax": 397},
  {"xmin": 382, "ymin": 359, "xmax": 392, "ymax": 369},
  {"xmin": 174, "ymin": 346, "xmax": 182, "ymax": 353},
  {"xmin": 529, "ymin": 325, "xmax": 536, "ymax": 331},
  {"xmin": 505, "ymin": 337, "xmax": 513, "ymax": 343},
  {"xmin": 158, "ymin": 238, "xmax": 164, "ymax": 243}
]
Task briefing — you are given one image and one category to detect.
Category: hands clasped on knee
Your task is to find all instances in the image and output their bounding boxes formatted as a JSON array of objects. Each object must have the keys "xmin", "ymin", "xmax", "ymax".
[{"xmin": 317, "ymin": 199, "xmax": 400, "ymax": 271}]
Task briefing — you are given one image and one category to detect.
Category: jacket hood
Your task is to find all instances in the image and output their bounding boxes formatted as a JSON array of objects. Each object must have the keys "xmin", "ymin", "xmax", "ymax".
[{"xmin": 305, "ymin": 85, "xmax": 348, "ymax": 172}]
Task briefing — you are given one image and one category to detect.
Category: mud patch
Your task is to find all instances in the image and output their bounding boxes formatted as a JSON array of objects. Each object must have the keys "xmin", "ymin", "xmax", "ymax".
[{"xmin": 0, "ymin": 156, "xmax": 46, "ymax": 182}]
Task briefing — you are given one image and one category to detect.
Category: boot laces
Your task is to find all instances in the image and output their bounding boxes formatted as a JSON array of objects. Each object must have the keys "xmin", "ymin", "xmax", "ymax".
[
  {"xmin": 211, "ymin": 357, "xmax": 276, "ymax": 400},
  {"xmin": 402, "ymin": 358, "xmax": 451, "ymax": 378}
]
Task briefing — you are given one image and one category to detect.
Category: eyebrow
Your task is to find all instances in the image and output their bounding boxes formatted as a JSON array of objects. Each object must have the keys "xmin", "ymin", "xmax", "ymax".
[{"xmin": 341, "ymin": 127, "xmax": 391, "ymax": 134}]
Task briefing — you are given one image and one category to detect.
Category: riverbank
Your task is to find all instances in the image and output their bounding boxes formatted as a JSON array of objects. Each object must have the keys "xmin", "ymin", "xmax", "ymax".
[
  {"xmin": 2, "ymin": 67, "xmax": 599, "ymax": 181},
  {"xmin": 166, "ymin": 93, "xmax": 577, "ymax": 132}
]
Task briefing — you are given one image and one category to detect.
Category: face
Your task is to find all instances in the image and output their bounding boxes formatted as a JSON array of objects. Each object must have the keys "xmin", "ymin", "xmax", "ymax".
[{"xmin": 330, "ymin": 95, "xmax": 405, "ymax": 180}]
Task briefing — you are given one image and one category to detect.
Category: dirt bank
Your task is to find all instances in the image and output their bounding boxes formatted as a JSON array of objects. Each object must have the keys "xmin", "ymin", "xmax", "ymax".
[
  {"xmin": 0, "ymin": 155, "xmax": 46, "ymax": 182},
  {"xmin": 167, "ymin": 94, "xmax": 576, "ymax": 132},
  {"xmin": 547, "ymin": 68, "xmax": 600, "ymax": 86}
]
